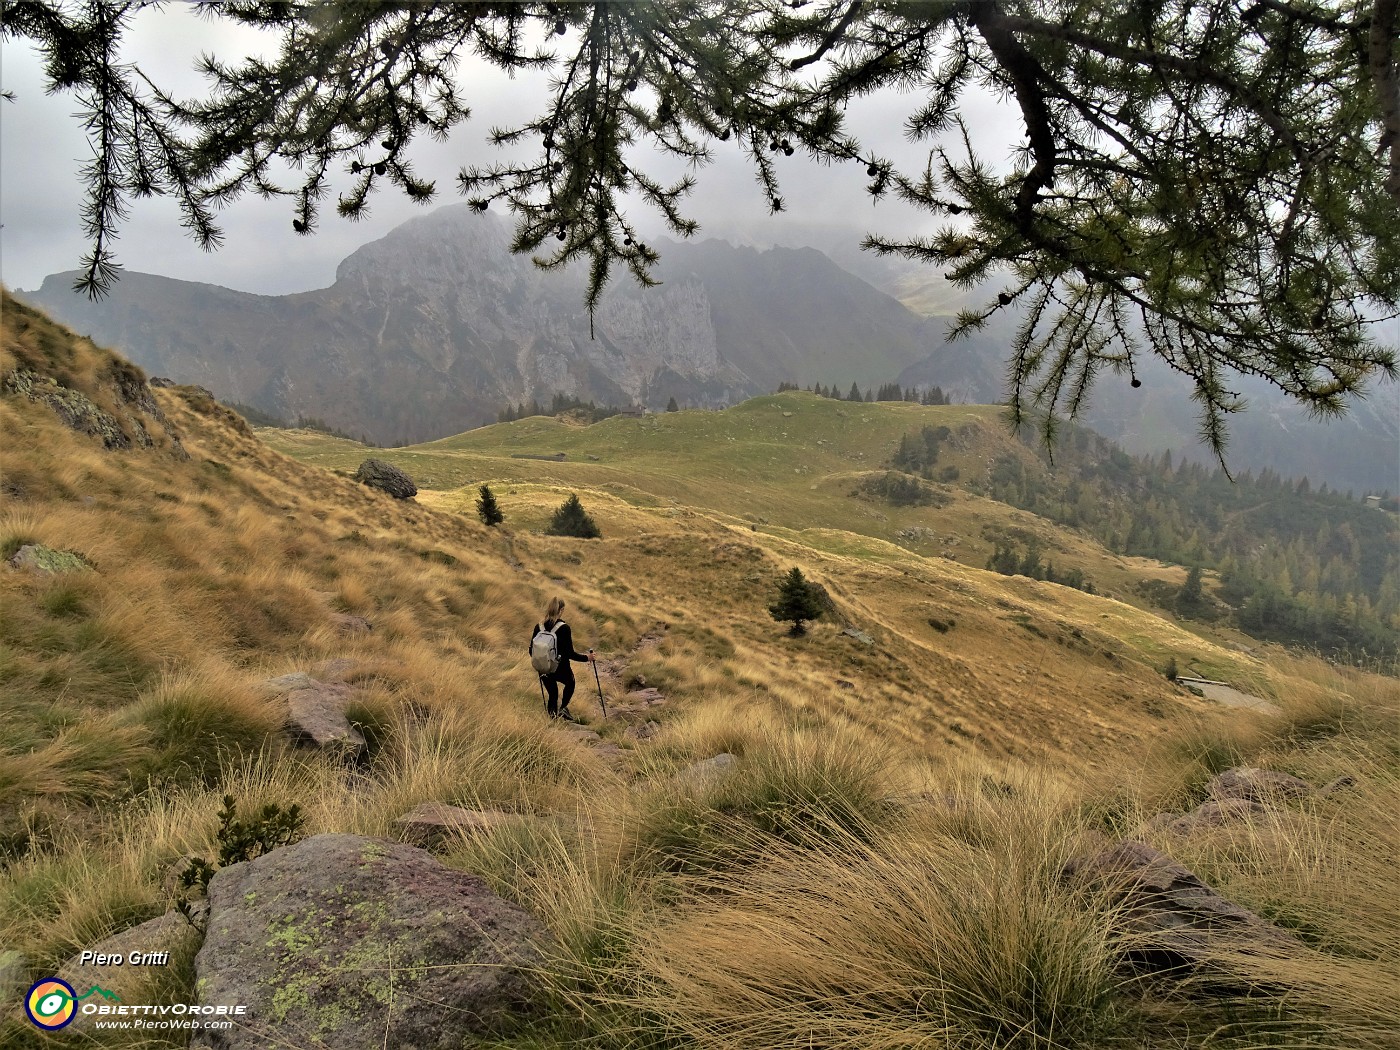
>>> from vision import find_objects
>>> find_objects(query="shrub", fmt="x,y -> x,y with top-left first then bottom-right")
175,794 -> 305,925
546,493 -> 601,538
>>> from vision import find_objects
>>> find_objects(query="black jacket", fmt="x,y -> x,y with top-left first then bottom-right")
530,619 -> 588,679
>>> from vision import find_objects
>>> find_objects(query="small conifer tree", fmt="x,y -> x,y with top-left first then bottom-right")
769,567 -> 824,637
546,493 -> 601,539
1176,564 -> 1205,613
666,396 -> 679,412
476,483 -> 504,527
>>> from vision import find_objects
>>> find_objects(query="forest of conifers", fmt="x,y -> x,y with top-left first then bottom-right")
973,426 -> 1398,661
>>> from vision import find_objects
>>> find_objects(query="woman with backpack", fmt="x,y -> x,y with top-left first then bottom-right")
528,597 -> 594,720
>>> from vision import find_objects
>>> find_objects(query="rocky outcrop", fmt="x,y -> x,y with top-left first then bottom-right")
1064,840 -> 1296,983
192,834 -> 551,1049
392,804 -> 512,849
353,458 -> 417,499
1,296 -> 188,456
2,369 -> 134,449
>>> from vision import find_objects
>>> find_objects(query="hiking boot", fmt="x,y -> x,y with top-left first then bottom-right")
558,709 -> 578,722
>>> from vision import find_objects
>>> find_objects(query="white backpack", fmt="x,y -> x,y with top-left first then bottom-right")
530,621 -> 563,674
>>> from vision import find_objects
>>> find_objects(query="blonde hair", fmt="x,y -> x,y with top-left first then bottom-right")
545,596 -> 565,622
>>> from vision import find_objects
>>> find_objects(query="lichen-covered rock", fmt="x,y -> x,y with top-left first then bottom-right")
7,543 -> 90,574
192,834 -> 551,1049
3,368 -> 132,449
353,459 -> 416,499
1205,767 -> 1313,804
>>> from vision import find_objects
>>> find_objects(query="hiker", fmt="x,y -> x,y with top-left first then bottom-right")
529,597 -> 594,720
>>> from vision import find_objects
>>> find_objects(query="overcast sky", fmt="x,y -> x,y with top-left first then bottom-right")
1,4 -> 1019,298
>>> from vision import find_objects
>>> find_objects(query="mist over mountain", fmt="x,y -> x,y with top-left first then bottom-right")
19,207 -> 950,446
896,312 -> 1399,498
18,203 -> 1396,493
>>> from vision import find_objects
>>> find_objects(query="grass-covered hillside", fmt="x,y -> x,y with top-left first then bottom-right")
3,291 -> 1398,1048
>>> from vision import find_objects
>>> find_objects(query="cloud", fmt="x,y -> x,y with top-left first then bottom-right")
1,7 -> 1024,297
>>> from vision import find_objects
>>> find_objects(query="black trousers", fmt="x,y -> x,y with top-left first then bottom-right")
542,673 -> 576,716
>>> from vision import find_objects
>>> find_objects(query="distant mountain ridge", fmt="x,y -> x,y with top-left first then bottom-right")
18,203 -> 1396,493
20,206 -> 950,446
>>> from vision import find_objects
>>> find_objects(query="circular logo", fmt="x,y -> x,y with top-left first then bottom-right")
25,978 -> 78,1030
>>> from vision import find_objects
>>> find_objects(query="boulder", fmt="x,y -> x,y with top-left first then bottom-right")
331,613 -> 372,637
1064,840 -> 1296,980
192,834 -> 550,1049
1206,767 -> 1313,804
1144,798 -> 1272,836
315,658 -> 361,681
677,753 -> 737,783
286,682 -> 365,752
7,543 -> 90,574
353,458 -> 417,499
1319,774 -> 1358,797
392,804 -> 512,849
57,912 -> 200,1027
260,672 -> 318,696
623,720 -> 661,743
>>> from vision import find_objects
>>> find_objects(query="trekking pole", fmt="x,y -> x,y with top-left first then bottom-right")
589,649 -> 607,720
538,674 -> 549,715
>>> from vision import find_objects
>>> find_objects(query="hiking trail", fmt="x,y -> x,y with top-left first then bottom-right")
550,624 -> 672,765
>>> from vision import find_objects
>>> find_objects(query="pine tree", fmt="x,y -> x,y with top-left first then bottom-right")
848,382 -> 863,402
546,493 -> 601,539
665,396 -> 679,412
769,567 -> 825,637
475,484 -> 504,527
1176,564 -> 1206,613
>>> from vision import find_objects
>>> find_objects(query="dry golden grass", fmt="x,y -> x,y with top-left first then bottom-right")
4,298 -> 1399,1048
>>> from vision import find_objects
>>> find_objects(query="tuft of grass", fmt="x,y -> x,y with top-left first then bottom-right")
623,807 -> 1127,1050
122,674 -> 281,788
625,728 -> 897,876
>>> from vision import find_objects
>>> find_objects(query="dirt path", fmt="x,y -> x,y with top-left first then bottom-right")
1178,676 -> 1281,715
550,624 -> 672,761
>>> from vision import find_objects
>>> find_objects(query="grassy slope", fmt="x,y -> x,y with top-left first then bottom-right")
264,396 -> 1281,760
4,296 -> 1398,1048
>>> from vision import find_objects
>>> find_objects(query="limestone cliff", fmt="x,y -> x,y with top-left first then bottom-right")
20,206 -> 943,445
